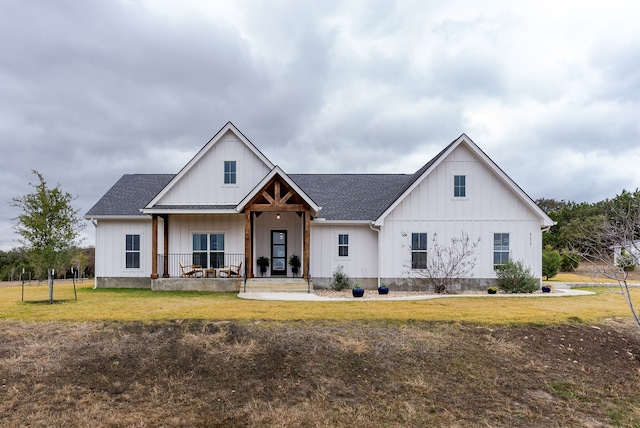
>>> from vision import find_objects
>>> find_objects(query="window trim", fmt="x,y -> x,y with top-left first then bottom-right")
454,174 -> 466,198
125,234 -> 141,270
192,232 -> 226,269
493,232 -> 510,268
223,160 -> 237,185
338,234 -> 349,257
411,232 -> 428,269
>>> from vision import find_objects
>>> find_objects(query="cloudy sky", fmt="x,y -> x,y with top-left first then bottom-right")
2,0 -> 639,250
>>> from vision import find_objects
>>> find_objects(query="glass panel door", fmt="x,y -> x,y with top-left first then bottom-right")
271,230 -> 287,276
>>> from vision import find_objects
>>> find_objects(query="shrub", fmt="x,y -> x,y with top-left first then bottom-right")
331,265 -> 351,291
560,248 -> 580,272
616,249 -> 637,272
542,245 -> 562,279
495,260 -> 539,293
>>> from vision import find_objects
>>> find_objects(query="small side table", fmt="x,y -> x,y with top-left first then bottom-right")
205,269 -> 216,278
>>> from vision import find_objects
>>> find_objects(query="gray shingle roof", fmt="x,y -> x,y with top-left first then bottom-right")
290,174 -> 413,220
84,140 -> 454,220
85,174 -> 175,217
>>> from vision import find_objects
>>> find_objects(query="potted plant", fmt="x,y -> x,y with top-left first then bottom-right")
289,254 -> 301,277
257,256 -> 270,277
487,286 -> 497,294
378,283 -> 389,295
352,283 -> 365,298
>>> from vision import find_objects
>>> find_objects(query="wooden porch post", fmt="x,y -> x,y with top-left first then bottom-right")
151,215 -> 159,279
162,215 -> 170,278
245,209 -> 253,278
303,209 -> 310,279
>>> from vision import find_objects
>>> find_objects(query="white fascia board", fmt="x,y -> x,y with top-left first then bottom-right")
373,137 -> 462,226
236,166 -> 321,215
466,140 -> 556,228
145,122 -> 275,209
373,134 -> 555,228
140,208 -> 239,215
311,219 -> 371,225
84,215 -> 151,221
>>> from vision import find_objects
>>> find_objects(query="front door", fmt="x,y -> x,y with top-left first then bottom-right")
271,230 -> 287,276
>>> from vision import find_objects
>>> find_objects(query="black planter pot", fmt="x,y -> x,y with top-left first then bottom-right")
352,288 -> 365,298
487,288 -> 497,294
378,286 -> 389,295
542,286 -> 551,293
291,267 -> 298,277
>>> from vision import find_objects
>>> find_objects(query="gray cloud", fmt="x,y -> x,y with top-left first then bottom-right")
2,0 -> 640,250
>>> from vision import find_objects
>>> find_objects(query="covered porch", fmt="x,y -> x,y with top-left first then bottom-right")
147,168 -> 319,282
238,168 -> 320,279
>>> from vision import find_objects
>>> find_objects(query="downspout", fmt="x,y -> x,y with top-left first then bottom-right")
90,219 -> 98,289
369,222 -> 381,288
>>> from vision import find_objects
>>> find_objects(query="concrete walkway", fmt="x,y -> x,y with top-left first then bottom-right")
237,287 -> 594,301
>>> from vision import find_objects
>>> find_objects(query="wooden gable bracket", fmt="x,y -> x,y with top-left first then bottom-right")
243,175 -> 311,279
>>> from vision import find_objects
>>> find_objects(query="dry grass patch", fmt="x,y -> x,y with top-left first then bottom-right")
1,281 -> 639,325
1,319 -> 639,427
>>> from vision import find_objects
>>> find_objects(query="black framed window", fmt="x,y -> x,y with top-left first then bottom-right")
192,233 -> 225,268
493,233 -> 510,267
224,161 -> 236,184
125,234 -> 140,269
411,233 -> 427,269
338,234 -> 349,257
454,175 -> 466,197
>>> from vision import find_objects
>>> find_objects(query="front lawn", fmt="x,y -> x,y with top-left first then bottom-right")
0,279 -> 636,324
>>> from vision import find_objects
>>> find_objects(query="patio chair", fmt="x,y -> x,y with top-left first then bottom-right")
220,262 -> 242,278
180,263 -> 204,278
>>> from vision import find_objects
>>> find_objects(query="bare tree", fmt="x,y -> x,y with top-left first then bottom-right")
570,191 -> 640,329
402,231 -> 480,293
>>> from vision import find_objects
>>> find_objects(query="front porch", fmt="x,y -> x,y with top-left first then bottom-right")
148,171 -> 318,283
157,253 -> 245,278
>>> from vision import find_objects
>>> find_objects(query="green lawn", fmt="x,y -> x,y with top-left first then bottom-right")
1,279 -> 636,323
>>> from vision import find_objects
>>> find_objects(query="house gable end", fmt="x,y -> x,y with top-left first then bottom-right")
374,134 -> 554,227
145,122 -> 274,209
237,166 -> 320,216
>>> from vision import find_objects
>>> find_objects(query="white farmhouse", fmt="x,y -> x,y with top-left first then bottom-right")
85,122 -> 554,291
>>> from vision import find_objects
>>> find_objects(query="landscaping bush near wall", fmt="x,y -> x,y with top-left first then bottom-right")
495,260 -> 540,293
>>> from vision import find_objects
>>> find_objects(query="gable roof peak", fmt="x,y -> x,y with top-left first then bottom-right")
144,122 -> 274,209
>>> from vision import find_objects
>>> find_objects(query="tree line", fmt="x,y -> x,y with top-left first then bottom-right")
0,246 -> 94,282
537,189 -> 640,277
537,189 -> 640,252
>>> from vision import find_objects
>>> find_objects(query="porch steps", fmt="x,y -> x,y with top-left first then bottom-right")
243,278 -> 312,293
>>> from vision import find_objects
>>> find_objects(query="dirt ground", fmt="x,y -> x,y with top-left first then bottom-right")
1,318 -> 639,427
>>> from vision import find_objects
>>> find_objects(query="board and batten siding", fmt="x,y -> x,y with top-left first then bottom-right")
94,219 -> 156,277
156,130 -> 272,206
309,223 -> 378,285
167,214 -> 245,256
380,143 -> 544,279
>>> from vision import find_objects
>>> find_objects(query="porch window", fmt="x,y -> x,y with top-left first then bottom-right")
192,233 -> 225,268
454,175 -> 466,197
338,234 -> 349,257
411,233 -> 427,269
125,234 -> 140,269
224,161 -> 236,184
493,233 -> 510,268
209,233 -> 225,268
